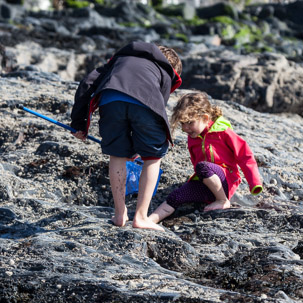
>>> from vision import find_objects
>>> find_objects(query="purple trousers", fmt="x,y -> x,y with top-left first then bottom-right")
167,161 -> 229,209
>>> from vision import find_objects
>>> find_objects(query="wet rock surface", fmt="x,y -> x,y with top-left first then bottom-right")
1,0 -> 303,117
0,0 -> 303,302
0,74 -> 302,302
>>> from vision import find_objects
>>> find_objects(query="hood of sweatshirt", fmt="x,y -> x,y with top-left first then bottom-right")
114,41 -> 182,93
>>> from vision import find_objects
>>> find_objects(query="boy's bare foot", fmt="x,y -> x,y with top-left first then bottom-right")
111,207 -> 129,227
204,199 -> 231,212
111,214 -> 129,227
132,217 -> 165,231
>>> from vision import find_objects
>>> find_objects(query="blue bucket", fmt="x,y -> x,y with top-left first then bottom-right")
125,159 -> 163,196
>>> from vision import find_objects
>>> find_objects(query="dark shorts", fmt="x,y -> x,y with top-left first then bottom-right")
99,101 -> 169,158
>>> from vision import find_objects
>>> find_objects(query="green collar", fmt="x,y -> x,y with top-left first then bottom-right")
209,116 -> 233,133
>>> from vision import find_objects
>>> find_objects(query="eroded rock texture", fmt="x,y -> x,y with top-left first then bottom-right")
0,75 -> 302,302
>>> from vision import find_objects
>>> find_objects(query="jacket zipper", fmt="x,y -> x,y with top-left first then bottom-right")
210,144 -> 214,162
200,135 -> 206,160
201,135 -> 214,162
202,136 -> 231,173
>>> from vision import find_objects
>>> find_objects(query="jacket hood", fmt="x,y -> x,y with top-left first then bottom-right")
209,116 -> 233,133
114,41 -> 182,93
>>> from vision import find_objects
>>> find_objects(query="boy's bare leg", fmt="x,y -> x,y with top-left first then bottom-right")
149,201 -> 175,224
132,159 -> 165,231
109,155 -> 129,226
203,174 -> 231,211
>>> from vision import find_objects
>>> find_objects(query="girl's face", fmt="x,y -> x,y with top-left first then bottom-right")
181,115 -> 209,138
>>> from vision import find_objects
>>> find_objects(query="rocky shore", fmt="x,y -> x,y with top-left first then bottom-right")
0,1 -> 303,302
0,73 -> 302,302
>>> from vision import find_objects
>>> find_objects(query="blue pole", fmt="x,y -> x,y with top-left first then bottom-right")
17,106 -> 164,196
18,105 -> 102,144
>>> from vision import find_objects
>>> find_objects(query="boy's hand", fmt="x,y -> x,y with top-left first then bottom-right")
72,131 -> 87,141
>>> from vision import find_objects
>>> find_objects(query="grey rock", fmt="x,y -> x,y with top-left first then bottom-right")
1,75 -> 302,302
182,50 -> 303,116
0,1 -> 303,301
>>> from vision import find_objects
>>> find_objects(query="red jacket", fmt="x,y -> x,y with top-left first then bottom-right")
188,116 -> 263,199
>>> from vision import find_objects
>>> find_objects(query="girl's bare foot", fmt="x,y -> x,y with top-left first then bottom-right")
132,217 -> 165,231
111,207 -> 129,227
204,199 -> 231,212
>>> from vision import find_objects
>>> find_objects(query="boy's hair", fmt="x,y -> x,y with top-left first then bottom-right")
170,92 -> 223,133
158,45 -> 182,75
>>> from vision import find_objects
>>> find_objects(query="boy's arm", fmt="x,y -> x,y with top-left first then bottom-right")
71,59 -> 116,132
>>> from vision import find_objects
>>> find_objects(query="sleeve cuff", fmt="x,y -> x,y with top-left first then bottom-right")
251,185 -> 263,196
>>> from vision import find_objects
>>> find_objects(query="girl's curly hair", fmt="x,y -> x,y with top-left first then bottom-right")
170,92 -> 223,134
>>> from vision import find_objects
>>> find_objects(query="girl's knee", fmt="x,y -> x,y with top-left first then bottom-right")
166,191 -> 179,209
195,161 -> 215,179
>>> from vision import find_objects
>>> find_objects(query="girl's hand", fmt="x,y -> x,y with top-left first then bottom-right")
72,131 -> 86,141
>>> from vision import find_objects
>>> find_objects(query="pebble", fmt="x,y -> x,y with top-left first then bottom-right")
127,281 -> 136,289
260,294 -> 267,299
9,259 -> 15,266
269,178 -> 277,185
